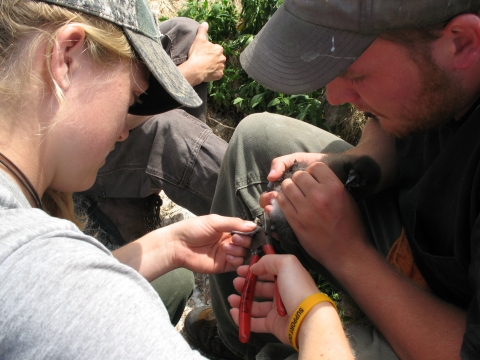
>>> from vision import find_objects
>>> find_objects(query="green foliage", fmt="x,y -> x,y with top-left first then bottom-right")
176,0 -> 329,128
238,0 -> 283,34
311,272 -> 340,303
178,0 -> 238,41
235,85 -> 331,130
310,271 -> 355,324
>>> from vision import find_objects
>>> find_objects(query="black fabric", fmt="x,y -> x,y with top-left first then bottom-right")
128,18 -> 203,116
395,103 -> 480,358
128,73 -> 181,115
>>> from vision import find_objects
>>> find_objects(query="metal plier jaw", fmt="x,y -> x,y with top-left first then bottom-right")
231,212 -> 287,343
231,212 -> 273,253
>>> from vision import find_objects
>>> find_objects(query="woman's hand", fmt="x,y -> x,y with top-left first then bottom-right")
170,214 -> 257,273
228,254 -> 321,344
113,215 -> 256,281
228,255 -> 353,359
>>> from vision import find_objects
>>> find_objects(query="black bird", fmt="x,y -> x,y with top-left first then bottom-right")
267,156 -> 381,245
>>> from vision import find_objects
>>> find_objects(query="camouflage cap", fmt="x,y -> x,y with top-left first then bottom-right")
39,0 -> 202,115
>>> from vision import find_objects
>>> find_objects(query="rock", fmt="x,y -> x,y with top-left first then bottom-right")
159,191 -> 196,226
206,116 -> 236,143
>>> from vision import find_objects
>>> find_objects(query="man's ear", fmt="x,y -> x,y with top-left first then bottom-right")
444,14 -> 480,70
50,25 -> 86,90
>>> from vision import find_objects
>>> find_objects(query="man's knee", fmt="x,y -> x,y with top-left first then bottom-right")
159,16 -> 200,33
175,17 -> 200,28
159,17 -> 200,64
235,112 -> 293,132
232,112 -> 286,144
237,112 -> 352,157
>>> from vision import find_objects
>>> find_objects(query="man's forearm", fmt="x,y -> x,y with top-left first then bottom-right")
178,62 -> 203,86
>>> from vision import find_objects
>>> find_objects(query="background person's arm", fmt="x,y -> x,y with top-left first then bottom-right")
177,22 -> 226,86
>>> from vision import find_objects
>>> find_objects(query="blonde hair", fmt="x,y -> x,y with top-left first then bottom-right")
0,0 -> 135,109
0,0 -> 136,226
43,189 -> 84,228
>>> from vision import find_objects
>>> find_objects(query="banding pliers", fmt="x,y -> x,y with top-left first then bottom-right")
231,212 -> 287,343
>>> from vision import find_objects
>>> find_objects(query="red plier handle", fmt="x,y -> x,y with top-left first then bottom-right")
233,213 -> 287,344
262,211 -> 287,318
262,244 -> 287,317
239,245 -> 287,344
238,252 -> 261,343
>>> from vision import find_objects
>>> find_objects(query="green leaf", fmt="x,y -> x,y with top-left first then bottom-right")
267,98 -> 281,107
250,94 -> 264,108
297,104 -> 310,120
233,97 -> 244,104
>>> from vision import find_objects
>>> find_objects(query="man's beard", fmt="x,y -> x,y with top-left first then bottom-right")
373,53 -> 464,138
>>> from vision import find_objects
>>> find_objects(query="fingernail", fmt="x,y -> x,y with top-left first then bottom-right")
245,221 -> 257,227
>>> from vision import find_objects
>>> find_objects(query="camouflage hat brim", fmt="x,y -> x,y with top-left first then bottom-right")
37,0 -> 201,116
125,28 -> 202,115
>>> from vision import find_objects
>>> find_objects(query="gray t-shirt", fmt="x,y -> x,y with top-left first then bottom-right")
0,172 -> 206,359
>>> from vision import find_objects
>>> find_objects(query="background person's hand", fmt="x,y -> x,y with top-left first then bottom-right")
178,22 -> 226,86
170,214 -> 256,273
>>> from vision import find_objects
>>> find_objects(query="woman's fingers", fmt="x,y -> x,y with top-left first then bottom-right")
229,308 -> 275,335
223,242 -> 248,258
237,264 -> 275,281
230,232 -> 254,249
233,276 -> 276,299
228,294 -> 274,318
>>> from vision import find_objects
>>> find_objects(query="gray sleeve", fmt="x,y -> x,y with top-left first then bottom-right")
0,232 -> 206,360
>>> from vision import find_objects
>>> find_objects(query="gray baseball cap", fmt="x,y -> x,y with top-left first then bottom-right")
240,0 -> 480,95
39,0 -> 202,115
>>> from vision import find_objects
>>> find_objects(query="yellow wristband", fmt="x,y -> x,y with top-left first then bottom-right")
287,293 -> 337,351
